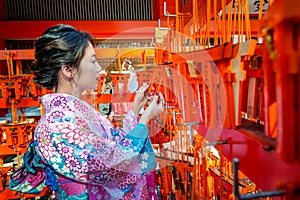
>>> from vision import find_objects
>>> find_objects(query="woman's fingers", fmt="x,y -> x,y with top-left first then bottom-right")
158,92 -> 164,106
151,92 -> 164,105
151,94 -> 159,104
138,83 -> 150,93
134,83 -> 149,102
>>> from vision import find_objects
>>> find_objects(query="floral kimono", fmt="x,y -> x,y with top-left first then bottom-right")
9,93 -> 157,200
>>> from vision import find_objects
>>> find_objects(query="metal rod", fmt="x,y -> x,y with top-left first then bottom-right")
163,2 -> 176,17
172,110 -> 181,126
172,110 -> 200,145
233,158 -> 285,199
206,140 -> 228,146
158,19 -> 170,30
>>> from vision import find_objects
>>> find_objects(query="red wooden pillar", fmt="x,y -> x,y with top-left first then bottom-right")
261,0 -> 300,163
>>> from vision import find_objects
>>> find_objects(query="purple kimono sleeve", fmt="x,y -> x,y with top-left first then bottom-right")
122,109 -> 138,133
88,123 -> 156,174
87,123 -> 156,197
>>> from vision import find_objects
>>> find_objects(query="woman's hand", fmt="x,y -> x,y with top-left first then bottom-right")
131,83 -> 150,118
139,93 -> 164,125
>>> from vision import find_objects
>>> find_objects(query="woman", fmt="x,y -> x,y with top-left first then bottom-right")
9,24 -> 164,200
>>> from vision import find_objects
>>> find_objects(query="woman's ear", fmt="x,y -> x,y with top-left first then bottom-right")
60,65 -> 75,79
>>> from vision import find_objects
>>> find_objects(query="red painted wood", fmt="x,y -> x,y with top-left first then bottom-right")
217,128 -> 300,191
0,21 -> 157,40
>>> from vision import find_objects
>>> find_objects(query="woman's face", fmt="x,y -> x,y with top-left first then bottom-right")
74,42 -> 102,91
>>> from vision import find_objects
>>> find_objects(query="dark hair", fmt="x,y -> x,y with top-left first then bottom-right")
32,24 -> 93,89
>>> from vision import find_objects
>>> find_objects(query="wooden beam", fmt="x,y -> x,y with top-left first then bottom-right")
0,21 -> 157,40
0,48 -> 155,60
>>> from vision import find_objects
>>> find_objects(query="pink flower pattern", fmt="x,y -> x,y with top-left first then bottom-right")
94,172 -> 111,184
88,157 -> 108,172
78,149 -> 89,159
57,116 -> 90,148
56,142 -> 74,159
65,156 -> 84,172
58,175 -> 87,196
35,125 -> 56,159
119,174 -> 139,190
36,93 -> 157,199
50,96 -> 68,108
47,110 -> 65,123
73,98 -> 94,119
